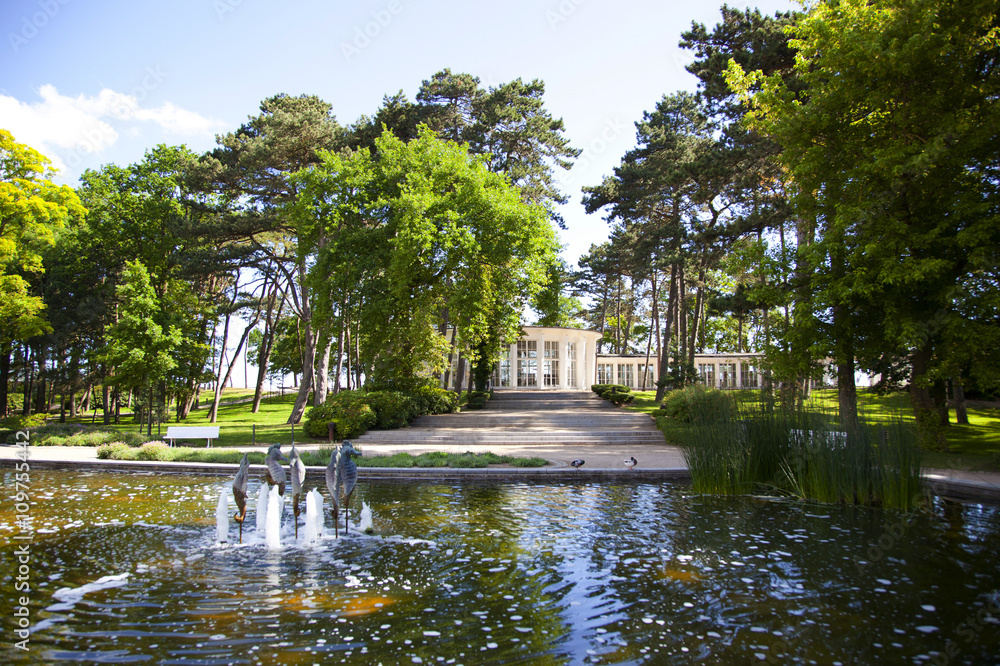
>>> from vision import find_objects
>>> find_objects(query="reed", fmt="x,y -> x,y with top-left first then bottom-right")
682,400 -> 923,509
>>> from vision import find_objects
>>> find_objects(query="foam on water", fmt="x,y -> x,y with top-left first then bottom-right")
358,501 -> 373,533
47,573 -> 130,612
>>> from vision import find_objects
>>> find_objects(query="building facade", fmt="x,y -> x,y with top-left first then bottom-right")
482,326 -> 769,391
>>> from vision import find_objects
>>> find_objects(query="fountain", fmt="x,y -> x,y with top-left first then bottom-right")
357,500 -> 373,533
214,489 -> 228,543
6,467 -> 1000,664
303,488 -> 323,545
264,485 -> 282,550
254,482 -> 269,536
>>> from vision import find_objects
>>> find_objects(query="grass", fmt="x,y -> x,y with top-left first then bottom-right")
96,443 -> 548,468
64,392 -> 319,447
626,387 -> 1000,472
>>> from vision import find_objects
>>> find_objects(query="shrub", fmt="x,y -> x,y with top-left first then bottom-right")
464,390 -> 492,410
135,441 -> 172,461
660,384 -> 734,423
411,386 -> 459,415
364,390 -> 417,430
333,401 -> 377,439
608,392 -> 635,405
97,442 -> 134,460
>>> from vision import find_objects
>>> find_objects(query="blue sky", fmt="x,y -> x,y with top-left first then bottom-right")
3,0 -> 797,265
3,0 -> 797,387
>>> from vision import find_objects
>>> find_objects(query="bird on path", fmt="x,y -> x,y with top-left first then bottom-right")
570,459 -> 585,469
624,456 -> 638,470
289,446 -> 306,538
232,453 -> 250,543
265,443 -> 289,495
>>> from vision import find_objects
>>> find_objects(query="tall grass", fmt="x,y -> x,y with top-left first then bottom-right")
682,400 -> 923,509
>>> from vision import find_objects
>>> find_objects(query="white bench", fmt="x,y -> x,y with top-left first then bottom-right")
166,426 -> 220,447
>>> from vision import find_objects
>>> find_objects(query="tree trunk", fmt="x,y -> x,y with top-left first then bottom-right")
210,315 -> 257,422
953,375 -> 969,425
654,263 -> 679,403
252,292 -> 284,412
33,342 -> 47,415
288,323 -> 318,424
0,346 -> 9,417
909,344 -> 948,450
314,330 -> 333,406
642,272 -> 657,392
333,311 -> 345,395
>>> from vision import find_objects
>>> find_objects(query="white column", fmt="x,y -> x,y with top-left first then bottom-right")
559,333 -> 568,388
536,332 -> 544,388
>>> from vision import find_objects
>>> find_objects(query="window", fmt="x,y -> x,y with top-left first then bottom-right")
618,363 -> 634,388
638,363 -> 655,388
740,362 -> 757,389
517,341 -> 537,387
719,363 -> 736,388
566,343 -> 577,388
497,357 -> 511,387
597,363 -> 614,384
698,363 -> 715,387
544,341 -> 560,387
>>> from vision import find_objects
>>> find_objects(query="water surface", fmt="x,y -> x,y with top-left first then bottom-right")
2,470 -> 999,664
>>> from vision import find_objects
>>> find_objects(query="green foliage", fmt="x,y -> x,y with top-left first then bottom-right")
305,391 -> 378,439
410,386 -> 459,415
464,390 -> 492,410
660,385 -> 735,424
364,390 -> 417,430
96,442 -> 133,460
134,441 -> 172,461
6,423 -> 147,447
593,383 -> 633,405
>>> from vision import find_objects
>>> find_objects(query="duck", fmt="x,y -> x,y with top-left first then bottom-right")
570,459 -> 585,469
624,456 -> 637,470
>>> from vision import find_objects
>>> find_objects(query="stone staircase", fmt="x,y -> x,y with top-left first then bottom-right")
351,390 -> 666,447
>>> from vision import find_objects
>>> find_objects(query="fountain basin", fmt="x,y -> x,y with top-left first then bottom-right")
2,470 -> 998,664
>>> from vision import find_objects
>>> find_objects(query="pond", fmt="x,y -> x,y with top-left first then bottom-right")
2,470 -> 999,664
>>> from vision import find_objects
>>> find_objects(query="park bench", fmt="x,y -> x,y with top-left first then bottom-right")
165,426 -> 220,448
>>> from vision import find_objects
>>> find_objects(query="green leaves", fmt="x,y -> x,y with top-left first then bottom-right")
294,126 -> 557,386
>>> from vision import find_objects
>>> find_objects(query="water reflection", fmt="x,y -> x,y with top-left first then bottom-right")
1,471 -> 999,664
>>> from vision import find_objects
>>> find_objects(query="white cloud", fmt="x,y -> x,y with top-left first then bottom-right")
0,84 -> 222,174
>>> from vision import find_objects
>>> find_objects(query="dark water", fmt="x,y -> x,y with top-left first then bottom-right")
1,470 -> 999,664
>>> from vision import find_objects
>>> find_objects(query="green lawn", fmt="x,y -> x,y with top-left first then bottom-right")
625,388 -> 1000,472
64,392 -> 323,447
